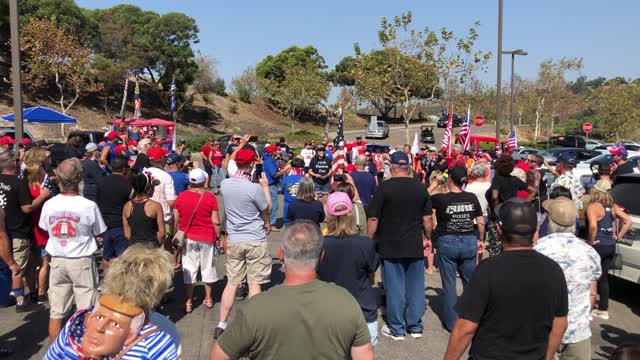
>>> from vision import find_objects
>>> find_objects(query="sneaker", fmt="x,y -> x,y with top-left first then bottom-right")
381,325 -> 405,341
213,327 -> 225,339
16,301 -> 45,313
408,330 -> 423,339
270,226 -> 281,232
591,309 -> 609,320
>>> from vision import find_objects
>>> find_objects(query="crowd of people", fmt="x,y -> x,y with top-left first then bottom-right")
0,128 -> 638,359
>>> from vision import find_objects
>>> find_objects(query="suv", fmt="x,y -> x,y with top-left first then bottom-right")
437,113 -> 463,128
364,120 -> 390,139
0,127 -> 36,142
611,174 -> 640,284
540,135 -> 586,148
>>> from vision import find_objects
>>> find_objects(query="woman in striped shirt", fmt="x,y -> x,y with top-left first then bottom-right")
44,245 -> 179,360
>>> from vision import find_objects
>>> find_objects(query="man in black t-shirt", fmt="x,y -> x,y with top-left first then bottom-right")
132,138 -> 152,171
0,151 -> 49,312
431,166 -> 484,332
610,144 -> 635,183
367,151 -> 432,341
308,146 -> 332,196
443,199 -> 569,360
97,157 -> 131,268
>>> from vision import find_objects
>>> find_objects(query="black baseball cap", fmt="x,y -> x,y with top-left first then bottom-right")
448,166 -> 468,185
495,198 -> 538,236
557,153 -> 576,166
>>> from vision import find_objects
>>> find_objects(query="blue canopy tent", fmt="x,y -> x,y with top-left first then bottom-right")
2,106 -> 76,123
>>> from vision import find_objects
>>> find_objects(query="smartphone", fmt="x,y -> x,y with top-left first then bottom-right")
253,163 -> 263,183
249,135 -> 259,143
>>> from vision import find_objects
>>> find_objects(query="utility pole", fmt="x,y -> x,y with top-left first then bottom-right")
9,0 -> 23,147
502,49 -> 528,127
495,0 -> 503,141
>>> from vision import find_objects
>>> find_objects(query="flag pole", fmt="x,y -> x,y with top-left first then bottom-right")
119,72 -> 129,121
171,76 -> 177,151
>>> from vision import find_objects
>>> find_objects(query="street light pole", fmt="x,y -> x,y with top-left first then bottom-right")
9,0 -> 23,147
502,49 -> 528,128
495,0 -> 503,141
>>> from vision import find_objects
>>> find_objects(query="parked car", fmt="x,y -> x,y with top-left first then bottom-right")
0,127 -> 36,142
510,148 -> 540,161
539,147 -> 600,166
585,139 -> 605,150
217,134 -> 266,154
573,153 -> 640,190
436,113 -> 463,128
364,120 -> 390,139
539,135 -> 586,149
593,143 -> 640,154
610,174 -> 640,284
420,126 -> 435,143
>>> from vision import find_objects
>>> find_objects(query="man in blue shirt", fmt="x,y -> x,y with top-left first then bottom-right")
166,153 -> 189,195
263,145 -> 289,231
280,158 -> 306,224
350,155 -> 378,207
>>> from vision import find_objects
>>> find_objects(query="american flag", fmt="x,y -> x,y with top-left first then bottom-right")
170,77 -> 177,120
330,148 -> 347,176
335,106 -> 344,146
119,73 -> 129,120
440,108 -> 453,156
507,126 -> 518,151
459,105 -> 471,151
133,80 -> 142,119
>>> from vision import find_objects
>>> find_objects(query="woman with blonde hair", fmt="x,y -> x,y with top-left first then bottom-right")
427,170 -> 448,195
586,179 -> 631,321
317,191 -> 380,345
44,244 -> 179,359
23,147 -> 52,303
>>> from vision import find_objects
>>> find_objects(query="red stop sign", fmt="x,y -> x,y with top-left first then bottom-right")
582,122 -> 593,133
474,115 -> 484,127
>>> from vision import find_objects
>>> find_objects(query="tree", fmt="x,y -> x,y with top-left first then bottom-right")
256,46 -> 329,117
232,66 -> 259,103
19,0 -> 99,46
329,56 -> 356,87
192,54 -> 221,94
588,82 -> 640,141
351,48 -> 402,119
20,18 -> 100,114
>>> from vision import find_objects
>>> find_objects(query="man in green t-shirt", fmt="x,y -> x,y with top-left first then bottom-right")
210,221 -> 374,360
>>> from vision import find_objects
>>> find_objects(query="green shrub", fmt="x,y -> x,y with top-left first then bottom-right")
236,87 -> 252,103
228,103 -> 239,114
185,132 -> 217,152
212,78 -> 226,96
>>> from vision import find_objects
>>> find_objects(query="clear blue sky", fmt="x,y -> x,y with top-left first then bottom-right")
78,0 -> 640,87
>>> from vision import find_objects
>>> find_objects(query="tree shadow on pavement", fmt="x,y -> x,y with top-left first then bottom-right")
609,276 -> 640,318
0,308 -> 49,359
595,323 -> 640,359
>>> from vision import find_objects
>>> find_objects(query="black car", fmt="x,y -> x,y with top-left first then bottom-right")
437,113 -> 463,128
539,147 -> 600,165
539,135 -> 586,149
420,126 -> 435,143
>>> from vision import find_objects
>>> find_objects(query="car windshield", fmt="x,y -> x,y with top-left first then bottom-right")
377,121 -> 385,127
583,154 -> 613,164
540,149 -> 568,156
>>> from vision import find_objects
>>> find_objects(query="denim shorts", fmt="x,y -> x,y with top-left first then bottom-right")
314,181 -> 331,194
103,227 -> 128,261
34,245 -> 48,258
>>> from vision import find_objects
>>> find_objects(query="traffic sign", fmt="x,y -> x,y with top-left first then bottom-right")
474,115 -> 484,127
582,122 -> 593,133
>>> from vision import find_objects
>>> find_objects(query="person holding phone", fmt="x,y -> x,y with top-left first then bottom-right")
263,145 -> 289,231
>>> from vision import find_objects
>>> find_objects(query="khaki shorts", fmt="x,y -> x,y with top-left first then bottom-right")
555,338 -> 591,360
49,257 -> 98,319
226,241 -> 271,285
11,238 -> 31,276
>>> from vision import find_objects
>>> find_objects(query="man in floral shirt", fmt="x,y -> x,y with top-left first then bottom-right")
535,196 -> 601,360
550,153 -> 585,210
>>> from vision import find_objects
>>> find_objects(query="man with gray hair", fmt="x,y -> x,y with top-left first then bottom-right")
350,155 -> 377,207
211,221 -> 373,360
39,158 -> 107,341
534,196 -> 601,360
367,151 -> 433,340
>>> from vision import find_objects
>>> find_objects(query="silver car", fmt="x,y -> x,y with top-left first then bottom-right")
365,120 -> 390,139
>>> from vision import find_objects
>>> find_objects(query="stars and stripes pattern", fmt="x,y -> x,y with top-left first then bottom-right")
507,125 -> 518,151
119,73 -> 129,120
459,105 -> 471,151
335,106 -> 344,146
133,80 -> 142,119
440,108 -> 453,156
170,77 -> 177,120
330,148 -> 347,176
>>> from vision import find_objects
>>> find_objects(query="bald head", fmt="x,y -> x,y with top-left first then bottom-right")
56,158 -> 83,190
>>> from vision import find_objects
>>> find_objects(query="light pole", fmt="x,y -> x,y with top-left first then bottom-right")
9,0 -> 23,147
495,0 -> 503,141
502,49 -> 528,128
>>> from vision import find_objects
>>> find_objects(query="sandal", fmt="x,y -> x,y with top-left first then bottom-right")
185,301 -> 193,314
203,299 -> 214,309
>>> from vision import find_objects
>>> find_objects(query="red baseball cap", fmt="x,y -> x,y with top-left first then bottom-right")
154,137 -> 163,145
265,145 -> 278,153
20,138 -> 32,146
148,146 -> 165,161
235,148 -> 256,165
127,139 -> 138,147
115,145 -> 127,153
0,136 -> 16,145
106,131 -> 121,140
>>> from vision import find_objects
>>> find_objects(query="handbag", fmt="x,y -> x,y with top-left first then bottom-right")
171,192 -> 205,249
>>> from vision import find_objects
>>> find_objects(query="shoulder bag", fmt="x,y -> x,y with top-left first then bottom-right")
171,191 -> 205,249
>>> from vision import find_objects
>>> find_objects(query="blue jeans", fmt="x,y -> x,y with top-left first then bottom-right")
382,258 -> 425,336
211,166 -> 225,189
368,320 -> 379,346
436,234 -> 478,331
268,184 -> 279,226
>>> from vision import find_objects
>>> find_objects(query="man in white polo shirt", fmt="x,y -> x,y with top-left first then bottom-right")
39,158 -> 107,342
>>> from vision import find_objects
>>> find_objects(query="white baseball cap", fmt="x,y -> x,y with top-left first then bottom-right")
85,142 -> 98,152
188,168 -> 207,184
